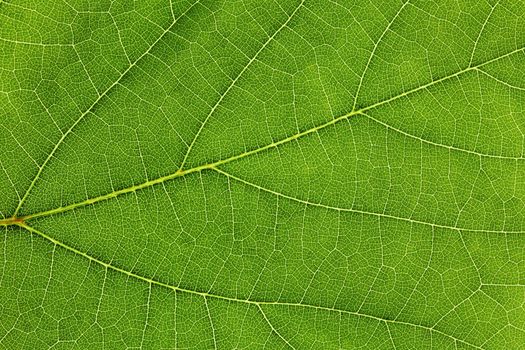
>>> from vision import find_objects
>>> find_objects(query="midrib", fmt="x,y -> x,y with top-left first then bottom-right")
0,45 -> 523,227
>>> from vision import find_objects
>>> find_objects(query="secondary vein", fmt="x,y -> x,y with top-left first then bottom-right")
178,0 -> 306,170
16,222 -> 485,350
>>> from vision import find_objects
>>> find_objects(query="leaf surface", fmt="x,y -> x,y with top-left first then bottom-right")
1,0 -> 525,349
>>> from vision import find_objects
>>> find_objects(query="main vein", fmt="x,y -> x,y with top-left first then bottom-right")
2,45 -> 523,226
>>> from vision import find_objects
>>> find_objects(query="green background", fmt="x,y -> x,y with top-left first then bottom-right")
1,0 -> 524,348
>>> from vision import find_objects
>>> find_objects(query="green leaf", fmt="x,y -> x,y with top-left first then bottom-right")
1,0 -> 524,348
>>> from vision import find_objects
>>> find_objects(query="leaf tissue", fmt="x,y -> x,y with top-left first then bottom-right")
1,0 -> 524,349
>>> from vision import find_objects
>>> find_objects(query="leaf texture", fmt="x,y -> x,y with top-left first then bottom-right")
1,0 -> 525,349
